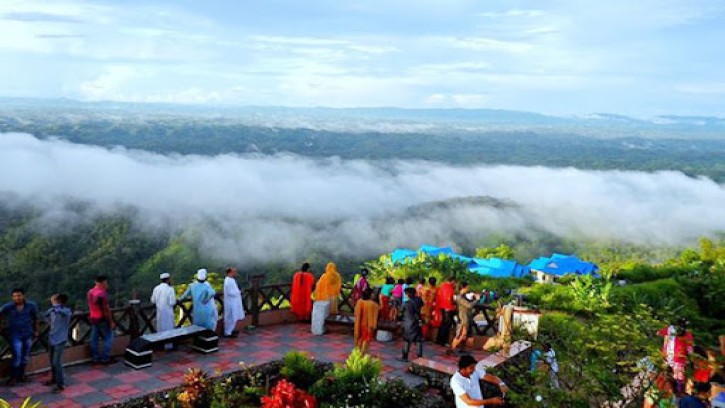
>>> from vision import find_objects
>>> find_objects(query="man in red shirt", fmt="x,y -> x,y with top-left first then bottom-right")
88,276 -> 117,364
435,276 -> 457,346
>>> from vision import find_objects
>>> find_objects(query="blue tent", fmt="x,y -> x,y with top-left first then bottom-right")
528,253 -> 599,278
391,249 -> 418,264
389,245 -> 528,278
470,257 -> 531,278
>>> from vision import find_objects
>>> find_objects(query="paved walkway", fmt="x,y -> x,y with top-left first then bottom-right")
0,323 -> 484,407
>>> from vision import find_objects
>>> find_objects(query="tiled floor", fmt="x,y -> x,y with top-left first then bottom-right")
0,323 -> 479,407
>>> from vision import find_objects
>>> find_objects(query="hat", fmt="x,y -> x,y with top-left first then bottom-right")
196,268 -> 208,281
160,272 -> 171,280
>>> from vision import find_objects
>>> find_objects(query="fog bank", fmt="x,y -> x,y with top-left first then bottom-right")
1,132 -> 723,263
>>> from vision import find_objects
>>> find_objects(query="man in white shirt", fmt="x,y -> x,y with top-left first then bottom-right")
223,268 -> 246,337
150,272 -> 176,350
450,355 -> 507,407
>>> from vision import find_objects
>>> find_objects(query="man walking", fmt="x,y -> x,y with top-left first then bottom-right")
448,282 -> 479,356
0,288 -> 39,386
88,276 -> 116,365
150,272 -> 176,349
223,268 -> 245,337
398,287 -> 424,362
43,294 -> 71,392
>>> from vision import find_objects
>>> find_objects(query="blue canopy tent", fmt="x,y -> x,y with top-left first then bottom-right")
528,253 -> 599,283
389,245 -> 528,278
470,257 -> 531,278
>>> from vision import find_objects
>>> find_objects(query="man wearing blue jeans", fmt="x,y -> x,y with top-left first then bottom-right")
0,288 -> 39,386
88,276 -> 117,364
43,294 -> 72,392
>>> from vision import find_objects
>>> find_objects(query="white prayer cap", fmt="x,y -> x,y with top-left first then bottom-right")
160,272 -> 171,280
196,268 -> 208,281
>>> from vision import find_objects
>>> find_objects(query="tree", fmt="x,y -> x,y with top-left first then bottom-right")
475,244 -> 516,260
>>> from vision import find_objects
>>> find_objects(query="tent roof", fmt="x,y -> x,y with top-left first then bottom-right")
529,254 -> 599,276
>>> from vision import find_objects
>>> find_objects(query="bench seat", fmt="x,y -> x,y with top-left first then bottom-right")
124,325 -> 218,369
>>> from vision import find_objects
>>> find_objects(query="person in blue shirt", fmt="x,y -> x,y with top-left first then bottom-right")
179,269 -> 217,330
678,382 -> 711,408
0,288 -> 39,386
43,294 -> 72,393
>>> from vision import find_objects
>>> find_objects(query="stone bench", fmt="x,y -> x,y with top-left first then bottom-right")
124,325 -> 219,369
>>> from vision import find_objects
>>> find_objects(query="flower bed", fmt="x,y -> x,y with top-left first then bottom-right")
101,350 -> 445,408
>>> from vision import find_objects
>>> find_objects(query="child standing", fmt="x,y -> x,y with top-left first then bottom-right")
44,294 -> 72,393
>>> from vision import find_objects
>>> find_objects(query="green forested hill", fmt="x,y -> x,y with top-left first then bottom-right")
2,113 -> 725,182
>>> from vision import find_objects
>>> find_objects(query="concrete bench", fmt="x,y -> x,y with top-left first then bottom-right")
124,325 -> 218,369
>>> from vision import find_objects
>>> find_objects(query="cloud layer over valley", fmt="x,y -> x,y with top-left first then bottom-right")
2,132 -> 724,264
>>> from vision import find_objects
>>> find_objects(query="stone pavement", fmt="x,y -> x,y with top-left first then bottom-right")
0,323 -> 487,407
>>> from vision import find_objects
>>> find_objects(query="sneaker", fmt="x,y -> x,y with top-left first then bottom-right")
5,378 -> 17,387
52,386 -> 65,393
18,376 -> 29,383
101,358 -> 118,365
43,380 -> 56,386
396,357 -> 410,362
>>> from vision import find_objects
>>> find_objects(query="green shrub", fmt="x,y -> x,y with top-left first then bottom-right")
372,378 -> 424,407
280,351 -> 324,390
610,278 -> 699,322
614,264 -> 688,283
310,349 -> 383,406
520,284 -> 577,312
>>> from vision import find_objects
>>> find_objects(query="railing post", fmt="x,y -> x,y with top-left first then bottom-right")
250,274 -> 264,327
128,299 -> 141,339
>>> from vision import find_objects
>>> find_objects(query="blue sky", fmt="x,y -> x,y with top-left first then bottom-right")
1,0 -> 724,116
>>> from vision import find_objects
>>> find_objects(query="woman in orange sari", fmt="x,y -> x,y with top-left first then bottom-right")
314,262 -> 342,315
290,263 -> 315,320
354,288 -> 379,354
420,277 -> 437,339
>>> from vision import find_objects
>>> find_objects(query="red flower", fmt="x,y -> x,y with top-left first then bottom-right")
261,379 -> 317,408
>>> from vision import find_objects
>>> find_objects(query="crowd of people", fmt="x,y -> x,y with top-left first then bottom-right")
290,262 -> 513,407
0,267 -> 248,394
3,261 -> 720,407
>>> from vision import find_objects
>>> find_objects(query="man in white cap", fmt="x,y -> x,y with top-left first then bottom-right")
223,268 -> 246,337
179,269 -> 217,331
150,273 -> 176,349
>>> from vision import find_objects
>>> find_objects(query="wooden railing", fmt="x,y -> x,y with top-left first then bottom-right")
0,275 -> 294,360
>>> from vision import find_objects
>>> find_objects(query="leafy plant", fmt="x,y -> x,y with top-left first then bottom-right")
569,274 -> 612,312
177,368 -> 212,408
310,349 -> 383,406
280,351 -> 324,390
0,397 -> 44,408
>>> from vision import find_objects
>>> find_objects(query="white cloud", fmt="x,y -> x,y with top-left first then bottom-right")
2,133 -> 725,264
1,0 -> 724,115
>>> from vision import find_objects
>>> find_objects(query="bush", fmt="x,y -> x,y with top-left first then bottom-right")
610,278 -> 699,322
280,351 -> 325,390
310,349 -> 383,406
614,264 -> 688,283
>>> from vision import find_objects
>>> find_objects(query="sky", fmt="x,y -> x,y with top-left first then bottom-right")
1,0 -> 724,117
3,132 -> 725,263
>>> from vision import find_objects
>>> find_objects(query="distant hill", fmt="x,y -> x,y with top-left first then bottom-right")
2,97 -> 725,182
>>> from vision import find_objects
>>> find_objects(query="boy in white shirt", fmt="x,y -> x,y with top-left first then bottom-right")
450,355 -> 508,407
